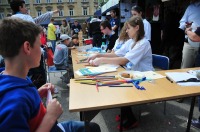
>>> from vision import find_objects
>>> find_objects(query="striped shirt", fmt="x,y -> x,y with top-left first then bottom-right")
11,11 -> 53,24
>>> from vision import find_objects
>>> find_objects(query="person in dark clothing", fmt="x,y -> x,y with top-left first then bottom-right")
161,9 -> 185,69
110,10 -> 120,35
89,16 -> 102,47
71,20 -> 82,36
100,20 -> 118,53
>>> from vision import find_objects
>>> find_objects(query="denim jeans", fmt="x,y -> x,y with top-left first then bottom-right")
50,40 -> 56,53
51,121 -> 101,132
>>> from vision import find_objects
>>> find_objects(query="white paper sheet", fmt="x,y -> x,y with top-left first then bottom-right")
46,89 -> 52,106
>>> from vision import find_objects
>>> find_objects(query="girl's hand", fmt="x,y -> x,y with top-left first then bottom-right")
89,58 -> 101,66
87,53 -> 98,62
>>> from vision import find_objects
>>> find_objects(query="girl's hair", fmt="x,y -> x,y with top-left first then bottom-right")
127,16 -> 144,44
62,19 -> 67,26
132,5 -> 143,13
118,22 -> 129,42
131,5 -> 144,18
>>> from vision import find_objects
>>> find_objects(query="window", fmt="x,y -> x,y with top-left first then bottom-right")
69,8 -> 74,16
59,10 -> 63,16
47,0 -> 51,3
24,0 -> 29,4
58,0 -> 62,2
82,0 -> 87,2
83,7 -> 87,15
0,0 -> 2,4
27,9 -> 30,15
47,8 -> 51,12
69,0 -> 74,2
36,0 -> 40,4
0,12 -> 5,19
37,10 -> 42,16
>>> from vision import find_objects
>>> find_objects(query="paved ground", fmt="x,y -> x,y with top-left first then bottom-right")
49,72 -> 200,132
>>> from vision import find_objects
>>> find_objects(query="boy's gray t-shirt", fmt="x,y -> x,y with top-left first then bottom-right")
53,43 -> 68,66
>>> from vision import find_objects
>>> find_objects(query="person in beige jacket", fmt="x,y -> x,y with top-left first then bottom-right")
60,19 -> 71,36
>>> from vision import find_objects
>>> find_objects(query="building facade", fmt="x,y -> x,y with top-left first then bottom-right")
0,0 -> 99,22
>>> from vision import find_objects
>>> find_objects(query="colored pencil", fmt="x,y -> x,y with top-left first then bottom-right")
96,82 -> 99,92
109,85 -> 133,87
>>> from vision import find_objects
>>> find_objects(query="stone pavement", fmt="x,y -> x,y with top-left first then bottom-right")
50,72 -> 199,132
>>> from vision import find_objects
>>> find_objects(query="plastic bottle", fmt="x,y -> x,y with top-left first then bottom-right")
101,42 -> 107,53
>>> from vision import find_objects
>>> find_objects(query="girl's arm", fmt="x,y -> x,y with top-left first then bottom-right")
90,57 -> 128,66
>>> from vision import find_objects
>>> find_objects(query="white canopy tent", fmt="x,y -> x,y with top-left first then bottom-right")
101,0 -> 120,15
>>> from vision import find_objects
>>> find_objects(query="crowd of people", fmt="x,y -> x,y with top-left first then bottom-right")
0,0 -> 200,131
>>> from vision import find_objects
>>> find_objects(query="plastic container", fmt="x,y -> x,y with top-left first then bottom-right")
101,42 -> 107,53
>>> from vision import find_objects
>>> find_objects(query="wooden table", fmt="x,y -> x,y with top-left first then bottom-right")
70,50 -> 200,132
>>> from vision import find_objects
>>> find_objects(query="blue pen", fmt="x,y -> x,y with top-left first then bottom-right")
132,77 -> 146,90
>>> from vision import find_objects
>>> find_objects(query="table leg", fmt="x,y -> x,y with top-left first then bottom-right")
120,107 -> 123,132
80,110 -> 100,132
80,112 -> 83,121
186,96 -> 196,132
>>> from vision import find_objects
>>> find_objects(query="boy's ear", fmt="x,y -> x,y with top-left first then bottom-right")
19,6 -> 22,12
23,41 -> 31,55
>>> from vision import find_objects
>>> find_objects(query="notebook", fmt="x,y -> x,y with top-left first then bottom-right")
165,72 -> 197,83
165,72 -> 200,86
76,66 -> 117,76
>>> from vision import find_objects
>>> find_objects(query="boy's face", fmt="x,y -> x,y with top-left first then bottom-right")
64,39 -> 71,45
100,26 -> 108,35
110,11 -> 115,18
28,35 -> 41,68
74,21 -> 78,26
19,3 -> 27,14
72,38 -> 78,44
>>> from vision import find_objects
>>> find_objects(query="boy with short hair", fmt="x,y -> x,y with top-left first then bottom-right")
10,0 -> 59,24
100,21 -> 118,53
0,18 -> 100,132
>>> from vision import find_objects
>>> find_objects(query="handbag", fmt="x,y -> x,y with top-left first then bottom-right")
47,47 -> 54,66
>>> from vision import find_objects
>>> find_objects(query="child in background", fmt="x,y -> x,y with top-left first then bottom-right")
71,34 -> 79,47
54,34 -> 71,70
112,22 -> 132,53
53,34 -> 74,83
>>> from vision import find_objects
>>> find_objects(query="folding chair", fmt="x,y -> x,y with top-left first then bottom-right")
46,47 -> 66,83
152,54 -> 169,115
46,66 -> 66,83
139,54 -> 169,120
152,54 -> 169,71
